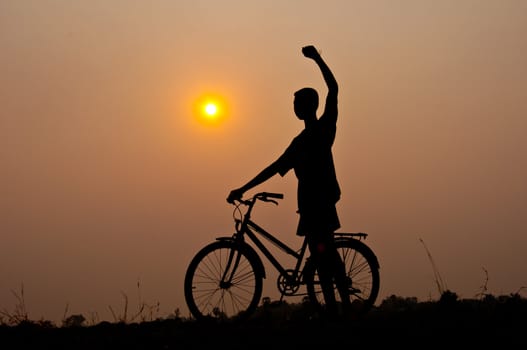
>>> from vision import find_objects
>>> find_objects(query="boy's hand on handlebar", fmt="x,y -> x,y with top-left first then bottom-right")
227,188 -> 244,204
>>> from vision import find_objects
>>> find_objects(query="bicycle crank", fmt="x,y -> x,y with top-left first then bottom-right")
277,269 -> 301,296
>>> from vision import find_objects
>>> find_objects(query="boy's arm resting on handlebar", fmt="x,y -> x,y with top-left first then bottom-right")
227,161 -> 280,203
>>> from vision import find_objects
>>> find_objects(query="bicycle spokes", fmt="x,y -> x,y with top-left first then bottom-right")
304,238 -> 380,314
184,241 -> 263,321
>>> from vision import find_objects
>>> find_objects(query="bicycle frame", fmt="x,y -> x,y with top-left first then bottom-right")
221,192 -> 374,299
237,222 -> 370,284
242,219 -> 308,285
226,193 -> 310,293
228,193 -> 370,288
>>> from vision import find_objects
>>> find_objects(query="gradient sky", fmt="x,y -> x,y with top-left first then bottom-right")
1,0 -> 526,323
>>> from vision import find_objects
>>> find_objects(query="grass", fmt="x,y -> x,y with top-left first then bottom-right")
1,243 -> 525,347
1,291 -> 526,349
0,281 -> 165,328
107,281 -> 161,324
0,284 -> 29,326
2,286 -> 527,327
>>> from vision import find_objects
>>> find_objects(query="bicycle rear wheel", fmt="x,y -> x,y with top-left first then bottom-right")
304,238 -> 380,316
184,240 -> 263,322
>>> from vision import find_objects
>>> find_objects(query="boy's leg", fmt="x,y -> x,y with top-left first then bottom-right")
307,233 -> 338,317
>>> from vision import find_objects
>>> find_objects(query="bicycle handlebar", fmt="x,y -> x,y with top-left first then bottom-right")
258,192 -> 284,200
232,191 -> 284,206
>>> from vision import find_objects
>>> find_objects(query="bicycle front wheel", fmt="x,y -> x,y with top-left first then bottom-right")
304,238 -> 380,315
184,240 -> 263,322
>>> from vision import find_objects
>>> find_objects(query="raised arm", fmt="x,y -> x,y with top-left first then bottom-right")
302,45 -> 338,121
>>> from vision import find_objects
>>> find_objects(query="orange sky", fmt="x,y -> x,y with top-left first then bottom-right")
1,1 -> 526,323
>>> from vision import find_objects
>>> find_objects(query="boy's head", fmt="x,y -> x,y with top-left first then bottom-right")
293,87 -> 319,120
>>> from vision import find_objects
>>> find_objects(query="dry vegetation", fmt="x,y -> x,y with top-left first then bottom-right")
2,243 -> 525,348
1,288 -> 526,349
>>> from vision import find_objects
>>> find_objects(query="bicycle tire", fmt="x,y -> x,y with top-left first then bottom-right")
304,238 -> 380,316
184,240 -> 263,322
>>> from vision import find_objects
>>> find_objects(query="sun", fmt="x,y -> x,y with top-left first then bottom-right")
203,102 -> 218,118
193,94 -> 228,126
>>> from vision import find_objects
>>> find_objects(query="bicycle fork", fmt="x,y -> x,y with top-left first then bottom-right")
219,245 -> 244,289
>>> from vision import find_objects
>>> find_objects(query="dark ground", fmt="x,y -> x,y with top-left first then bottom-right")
2,295 -> 526,349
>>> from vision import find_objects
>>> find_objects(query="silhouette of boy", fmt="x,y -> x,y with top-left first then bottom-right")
227,45 -> 350,317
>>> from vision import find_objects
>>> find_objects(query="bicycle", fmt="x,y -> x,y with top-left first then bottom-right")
184,191 -> 380,322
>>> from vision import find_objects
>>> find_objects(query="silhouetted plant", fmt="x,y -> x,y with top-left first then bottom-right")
379,294 -> 418,312
515,286 -> 527,296
0,283 -> 29,326
62,314 -> 86,328
475,267 -> 490,299
212,307 -> 228,320
107,280 -> 161,323
439,290 -> 458,305
108,291 -> 129,323
35,319 -> 55,328
166,307 -> 189,322
419,238 -> 447,297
